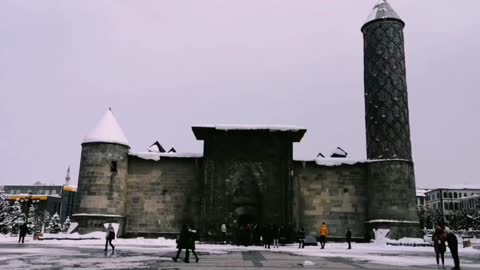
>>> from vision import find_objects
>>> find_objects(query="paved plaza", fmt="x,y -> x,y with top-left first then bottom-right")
1,242 -> 479,270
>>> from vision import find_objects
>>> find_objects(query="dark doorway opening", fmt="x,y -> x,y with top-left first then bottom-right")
238,214 -> 255,225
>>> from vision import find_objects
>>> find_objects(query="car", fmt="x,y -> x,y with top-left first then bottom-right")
303,235 -> 318,246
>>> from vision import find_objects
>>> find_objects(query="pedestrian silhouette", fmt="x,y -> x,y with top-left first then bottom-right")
104,223 -> 115,254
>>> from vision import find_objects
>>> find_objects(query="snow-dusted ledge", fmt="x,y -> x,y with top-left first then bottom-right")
129,151 -> 203,161
193,124 -> 305,132
72,213 -> 124,218
367,219 -> 419,224
294,158 -> 411,167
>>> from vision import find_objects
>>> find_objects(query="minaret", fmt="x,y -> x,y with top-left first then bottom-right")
64,166 -> 71,186
362,1 -> 419,238
73,108 -> 130,235
362,0 -> 411,160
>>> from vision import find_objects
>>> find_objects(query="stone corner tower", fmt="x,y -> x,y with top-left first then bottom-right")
362,0 -> 420,239
73,108 -> 129,235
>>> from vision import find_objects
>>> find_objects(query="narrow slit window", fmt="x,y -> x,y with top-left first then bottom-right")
111,161 -> 118,173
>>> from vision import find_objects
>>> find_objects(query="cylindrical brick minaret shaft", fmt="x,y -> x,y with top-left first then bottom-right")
362,0 -> 412,161
362,0 -> 419,239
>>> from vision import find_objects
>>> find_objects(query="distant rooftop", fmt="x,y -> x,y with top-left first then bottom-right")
426,185 -> 480,191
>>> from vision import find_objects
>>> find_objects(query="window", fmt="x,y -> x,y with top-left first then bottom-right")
454,203 -> 459,210
444,202 -> 449,210
454,193 -> 457,199
459,193 -> 462,198
111,161 -> 118,173
444,192 -> 447,198
450,202 -> 453,210
464,193 -> 467,197
449,192 -> 453,198
51,190 -> 56,195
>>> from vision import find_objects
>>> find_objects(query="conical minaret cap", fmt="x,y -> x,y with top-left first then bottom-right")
363,0 -> 403,29
82,108 -> 129,147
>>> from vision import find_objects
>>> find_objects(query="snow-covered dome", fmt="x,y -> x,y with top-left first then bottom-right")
82,108 -> 129,147
363,0 -> 403,27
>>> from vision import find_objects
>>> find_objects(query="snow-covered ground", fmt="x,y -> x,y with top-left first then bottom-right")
1,233 -> 479,269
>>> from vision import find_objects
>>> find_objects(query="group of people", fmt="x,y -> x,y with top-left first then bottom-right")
172,224 -> 200,263
106,221 -> 459,270
215,223 -> 291,247
432,225 -> 460,270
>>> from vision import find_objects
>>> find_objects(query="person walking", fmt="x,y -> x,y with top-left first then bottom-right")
104,223 -> 115,253
221,223 -> 227,244
188,225 -> 200,263
18,222 -> 28,244
319,222 -> 328,249
297,227 -> 305,249
445,228 -> 460,270
346,228 -> 352,250
432,225 -> 446,268
263,225 -> 272,249
272,224 -> 279,248
172,224 -> 190,263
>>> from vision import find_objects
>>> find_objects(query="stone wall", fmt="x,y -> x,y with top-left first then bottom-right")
74,143 -> 129,216
293,161 -> 368,239
125,156 -> 202,236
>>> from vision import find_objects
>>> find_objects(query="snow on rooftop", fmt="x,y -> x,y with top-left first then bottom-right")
294,157 -> 411,167
315,158 -> 365,166
130,151 -> 203,161
416,189 -> 430,197
193,124 -> 305,132
364,0 -> 402,26
82,108 -> 129,147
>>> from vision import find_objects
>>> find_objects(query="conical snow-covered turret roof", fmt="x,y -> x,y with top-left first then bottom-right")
363,0 -> 403,27
82,108 -> 129,147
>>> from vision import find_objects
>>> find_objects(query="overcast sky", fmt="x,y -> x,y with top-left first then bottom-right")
1,0 -> 479,189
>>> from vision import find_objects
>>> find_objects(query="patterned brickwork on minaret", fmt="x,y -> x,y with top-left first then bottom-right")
362,6 -> 412,160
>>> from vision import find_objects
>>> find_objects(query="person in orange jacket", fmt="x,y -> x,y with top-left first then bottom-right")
319,222 -> 328,249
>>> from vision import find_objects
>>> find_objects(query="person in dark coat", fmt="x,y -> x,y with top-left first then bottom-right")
104,223 -> 115,253
263,225 -> 272,249
188,225 -> 200,263
297,227 -> 305,249
18,223 -> 28,244
172,224 -> 190,263
445,228 -> 460,270
346,228 -> 352,249
432,225 -> 446,268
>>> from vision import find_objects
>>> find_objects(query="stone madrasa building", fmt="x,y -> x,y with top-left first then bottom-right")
73,1 -> 420,239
